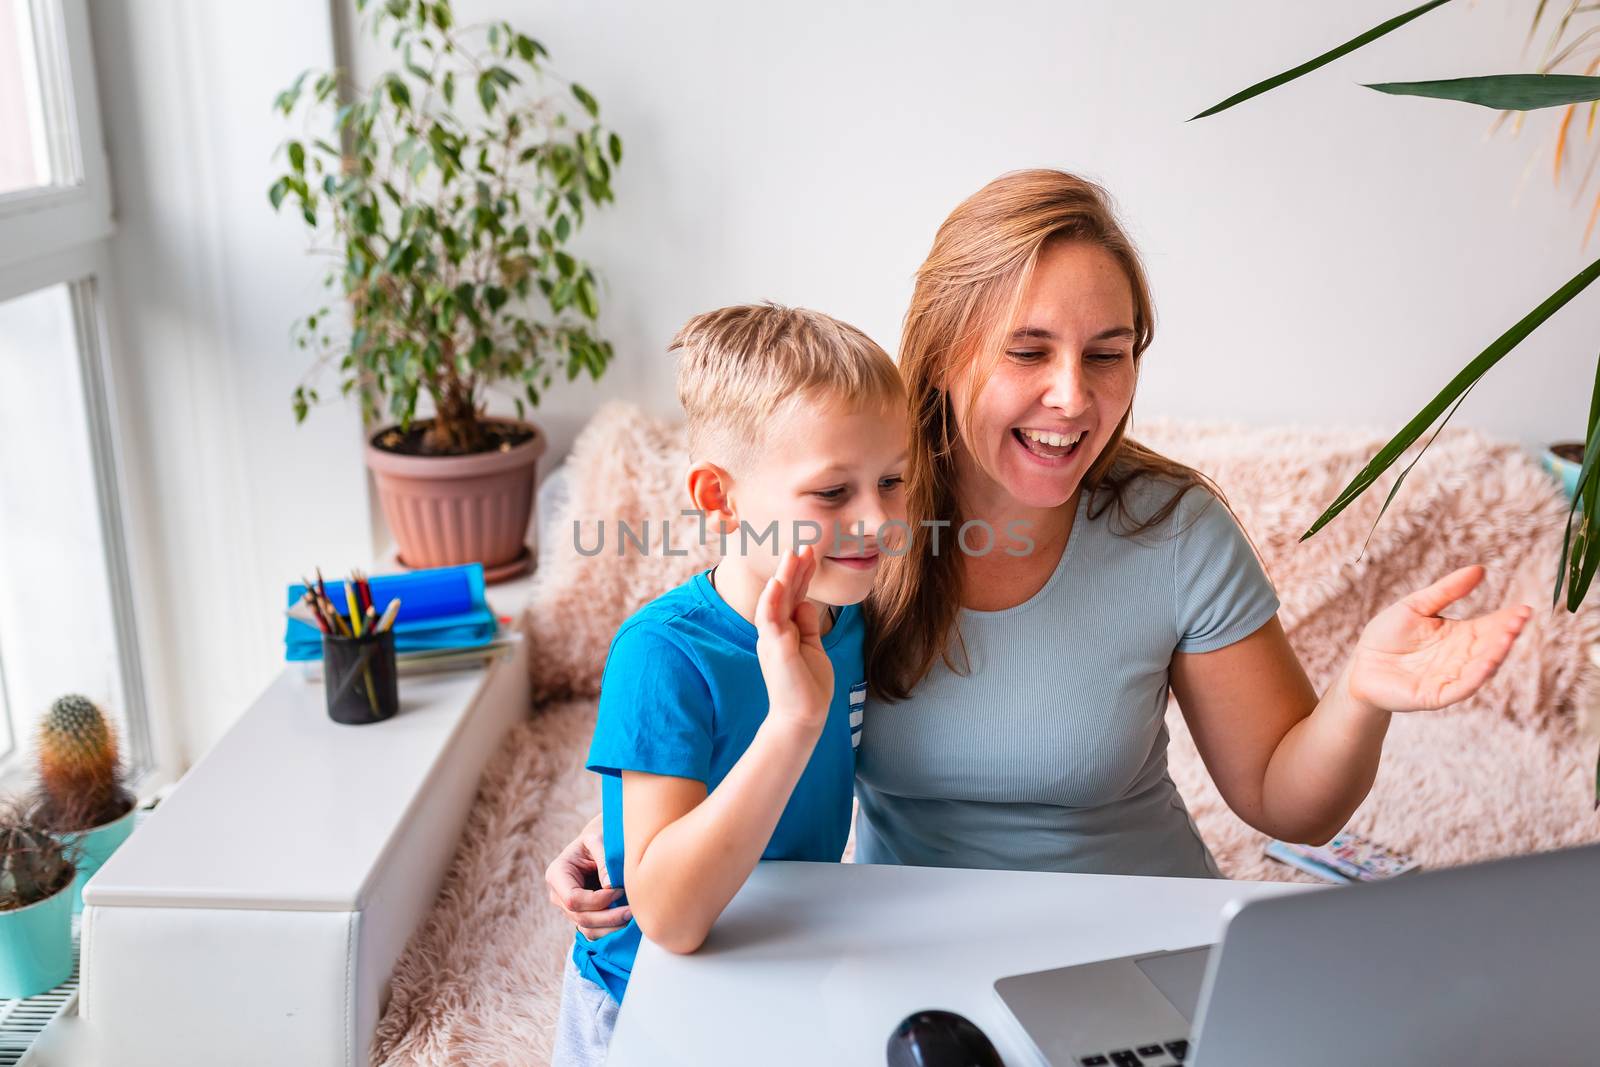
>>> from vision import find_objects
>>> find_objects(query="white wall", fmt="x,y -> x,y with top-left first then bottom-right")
361,0 -> 1588,464
97,0 -> 1592,768
91,0 -> 371,767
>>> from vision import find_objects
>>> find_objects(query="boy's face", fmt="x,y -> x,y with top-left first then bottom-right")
712,397 -> 909,606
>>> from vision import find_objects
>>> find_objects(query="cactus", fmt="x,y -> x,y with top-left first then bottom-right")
0,800 -> 75,911
33,695 -> 134,833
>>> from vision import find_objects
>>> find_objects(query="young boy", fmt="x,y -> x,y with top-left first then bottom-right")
551,304 -> 907,1066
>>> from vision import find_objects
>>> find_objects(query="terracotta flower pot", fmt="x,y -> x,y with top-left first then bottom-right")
365,418 -> 547,583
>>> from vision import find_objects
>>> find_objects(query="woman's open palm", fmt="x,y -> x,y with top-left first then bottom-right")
1347,565 -> 1533,713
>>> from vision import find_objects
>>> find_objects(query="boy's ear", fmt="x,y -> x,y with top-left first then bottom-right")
686,462 -> 737,534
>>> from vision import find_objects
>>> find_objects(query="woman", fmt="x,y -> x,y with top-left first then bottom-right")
548,169 -> 1530,930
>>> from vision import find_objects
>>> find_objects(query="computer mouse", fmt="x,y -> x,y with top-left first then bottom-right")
886,1009 -> 1005,1067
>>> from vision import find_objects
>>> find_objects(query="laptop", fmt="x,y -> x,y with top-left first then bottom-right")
994,842 -> 1600,1067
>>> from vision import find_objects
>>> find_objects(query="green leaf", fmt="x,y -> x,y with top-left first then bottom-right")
288,140 -> 306,173
442,70 -> 455,106
1302,253 -> 1600,541
386,75 -> 411,111
1365,74 -> 1600,111
608,132 -> 623,165
1191,0 -> 1457,121
403,43 -> 431,82
554,214 -> 571,242
274,69 -> 310,116
571,82 -> 599,118
1554,355 -> 1600,611
576,275 -> 599,319
477,72 -> 497,114
268,177 -> 291,211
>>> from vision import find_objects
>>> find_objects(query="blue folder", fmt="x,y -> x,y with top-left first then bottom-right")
284,563 -> 499,662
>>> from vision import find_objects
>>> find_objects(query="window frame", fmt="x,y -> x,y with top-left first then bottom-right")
0,0 -> 155,789
0,0 -> 112,273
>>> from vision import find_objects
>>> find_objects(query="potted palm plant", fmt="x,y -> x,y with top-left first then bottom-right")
270,0 -> 622,580
1192,0 -> 1600,806
30,695 -> 137,914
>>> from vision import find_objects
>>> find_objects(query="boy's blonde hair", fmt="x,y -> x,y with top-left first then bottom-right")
671,303 -> 903,469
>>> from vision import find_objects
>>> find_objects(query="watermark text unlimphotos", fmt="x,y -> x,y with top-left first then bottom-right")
572,511 -> 1037,559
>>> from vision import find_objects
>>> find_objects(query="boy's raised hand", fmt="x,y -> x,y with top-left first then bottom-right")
755,544 -> 835,734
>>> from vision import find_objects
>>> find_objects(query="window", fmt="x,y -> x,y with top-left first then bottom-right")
0,0 -> 151,781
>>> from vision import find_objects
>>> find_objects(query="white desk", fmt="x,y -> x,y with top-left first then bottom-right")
607,862 -> 1309,1067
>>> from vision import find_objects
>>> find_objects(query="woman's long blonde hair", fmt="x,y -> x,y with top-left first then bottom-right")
867,169 -> 1236,701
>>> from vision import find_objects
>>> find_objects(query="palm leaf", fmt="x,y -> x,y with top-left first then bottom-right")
1525,0 -> 1552,57
1542,25 -> 1600,73
1366,73 -> 1600,110
1543,0 -> 1584,69
1190,0 -> 1457,121
1555,354 -> 1600,612
1302,254 -> 1600,541
1557,104 -> 1575,182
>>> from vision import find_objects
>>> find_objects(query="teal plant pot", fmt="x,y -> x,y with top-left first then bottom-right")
1542,445 -> 1584,501
0,880 -> 73,998
57,804 -> 137,914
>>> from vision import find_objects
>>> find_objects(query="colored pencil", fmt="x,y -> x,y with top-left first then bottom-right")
374,597 -> 401,634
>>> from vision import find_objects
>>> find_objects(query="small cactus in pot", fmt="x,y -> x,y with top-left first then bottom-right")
32,694 -> 134,834
0,801 -> 75,912
0,798 -> 77,996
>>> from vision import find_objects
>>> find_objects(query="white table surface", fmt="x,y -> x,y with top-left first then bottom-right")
607,861 -> 1311,1067
82,563 -> 533,912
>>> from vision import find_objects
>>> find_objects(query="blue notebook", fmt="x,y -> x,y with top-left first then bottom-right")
284,563 -> 499,661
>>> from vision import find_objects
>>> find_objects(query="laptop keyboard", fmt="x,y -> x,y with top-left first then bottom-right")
1077,1038 -> 1188,1065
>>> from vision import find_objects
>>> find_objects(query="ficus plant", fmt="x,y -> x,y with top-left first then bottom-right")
1191,0 -> 1600,803
269,0 -> 622,455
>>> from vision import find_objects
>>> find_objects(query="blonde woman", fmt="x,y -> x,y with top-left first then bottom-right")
548,170 -> 1531,935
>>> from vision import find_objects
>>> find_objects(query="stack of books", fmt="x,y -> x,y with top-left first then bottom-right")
284,563 -> 515,679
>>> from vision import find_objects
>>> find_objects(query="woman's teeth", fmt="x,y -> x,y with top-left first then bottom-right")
1015,427 -> 1084,459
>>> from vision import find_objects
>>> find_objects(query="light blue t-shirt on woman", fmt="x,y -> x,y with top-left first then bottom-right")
573,569 -> 867,1002
854,472 -> 1280,879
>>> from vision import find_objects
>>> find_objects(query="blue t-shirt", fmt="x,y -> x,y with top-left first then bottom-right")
571,568 -> 866,1002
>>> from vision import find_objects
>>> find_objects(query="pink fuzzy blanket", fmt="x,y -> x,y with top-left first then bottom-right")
371,404 -> 1600,1066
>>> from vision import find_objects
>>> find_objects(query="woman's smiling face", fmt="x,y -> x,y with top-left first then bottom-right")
949,238 -> 1139,512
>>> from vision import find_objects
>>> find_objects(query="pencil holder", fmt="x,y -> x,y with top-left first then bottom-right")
322,629 -> 399,725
